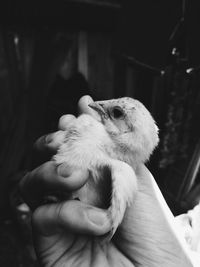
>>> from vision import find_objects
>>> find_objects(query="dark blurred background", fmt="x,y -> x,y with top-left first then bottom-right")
1,0 -> 200,265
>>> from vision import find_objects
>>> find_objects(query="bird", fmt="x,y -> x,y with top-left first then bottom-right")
54,97 -> 159,238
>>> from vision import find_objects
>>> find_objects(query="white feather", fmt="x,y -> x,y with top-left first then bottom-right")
53,97 -> 159,239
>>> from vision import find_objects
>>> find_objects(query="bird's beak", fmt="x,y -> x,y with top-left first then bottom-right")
88,102 -> 108,119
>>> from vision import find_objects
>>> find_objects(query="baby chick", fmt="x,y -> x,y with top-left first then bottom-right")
54,97 -> 159,238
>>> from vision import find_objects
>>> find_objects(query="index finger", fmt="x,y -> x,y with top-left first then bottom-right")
78,95 -> 101,121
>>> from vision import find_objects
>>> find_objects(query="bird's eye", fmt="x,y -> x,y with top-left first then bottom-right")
110,107 -> 124,119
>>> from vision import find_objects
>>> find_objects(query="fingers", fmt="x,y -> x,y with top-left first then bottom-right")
34,95 -> 95,152
58,95 -> 97,130
20,161 -> 89,210
58,114 -> 76,130
34,95 -> 96,155
78,95 -> 103,122
32,200 -> 111,236
34,114 -> 76,153
35,131 -> 66,153
78,95 -> 94,115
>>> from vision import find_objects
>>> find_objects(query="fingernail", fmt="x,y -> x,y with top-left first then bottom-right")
87,208 -> 110,227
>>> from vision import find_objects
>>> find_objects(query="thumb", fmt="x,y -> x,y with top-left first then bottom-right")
32,200 -> 111,237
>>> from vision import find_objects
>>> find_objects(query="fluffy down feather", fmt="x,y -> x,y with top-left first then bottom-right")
54,97 -> 159,238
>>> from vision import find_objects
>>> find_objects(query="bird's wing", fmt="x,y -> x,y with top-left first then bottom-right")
107,159 -> 137,239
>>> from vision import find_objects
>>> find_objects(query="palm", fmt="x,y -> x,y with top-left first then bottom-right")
35,230 -> 134,267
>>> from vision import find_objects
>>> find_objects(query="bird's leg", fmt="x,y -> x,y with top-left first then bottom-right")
107,159 -> 138,239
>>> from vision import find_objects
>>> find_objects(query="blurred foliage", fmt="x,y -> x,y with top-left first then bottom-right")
159,68 -> 200,170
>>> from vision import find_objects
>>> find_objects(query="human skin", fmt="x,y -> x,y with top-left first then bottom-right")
20,96 -> 194,267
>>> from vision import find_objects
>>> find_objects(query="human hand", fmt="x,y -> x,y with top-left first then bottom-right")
20,96 -> 194,267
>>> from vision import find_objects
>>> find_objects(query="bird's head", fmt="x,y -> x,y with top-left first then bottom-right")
89,97 -> 159,164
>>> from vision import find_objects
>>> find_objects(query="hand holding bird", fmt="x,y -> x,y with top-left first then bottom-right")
54,96 -> 159,238
20,95 -> 194,267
